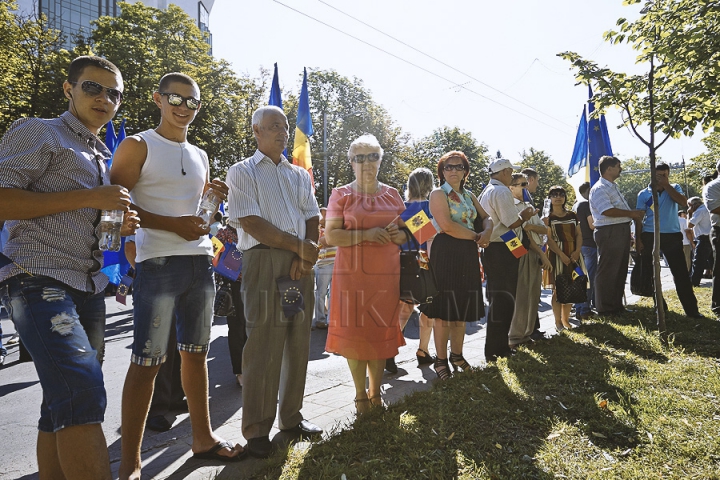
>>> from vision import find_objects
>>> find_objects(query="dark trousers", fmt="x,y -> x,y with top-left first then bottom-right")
481,242 -> 519,360
594,223 -> 630,313
228,280 -> 247,375
640,232 -> 699,316
690,235 -> 712,286
711,227 -> 720,314
148,317 -> 184,418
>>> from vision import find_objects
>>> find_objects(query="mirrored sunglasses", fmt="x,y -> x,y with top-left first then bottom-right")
352,152 -> 381,163
159,92 -> 201,110
443,164 -> 466,172
72,80 -> 123,105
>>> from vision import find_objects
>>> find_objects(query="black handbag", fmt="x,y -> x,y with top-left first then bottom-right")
400,228 -> 439,304
554,264 -> 587,304
630,251 -> 655,297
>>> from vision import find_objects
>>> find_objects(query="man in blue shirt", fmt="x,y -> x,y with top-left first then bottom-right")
636,163 -> 703,318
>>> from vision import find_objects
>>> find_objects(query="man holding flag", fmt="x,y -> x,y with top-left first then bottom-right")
480,159 -> 536,361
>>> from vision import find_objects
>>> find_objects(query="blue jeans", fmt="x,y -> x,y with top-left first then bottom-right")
0,274 -> 106,432
313,263 -> 333,326
131,255 -> 214,366
575,246 -> 598,316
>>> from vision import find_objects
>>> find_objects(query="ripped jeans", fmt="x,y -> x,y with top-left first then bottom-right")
0,274 -> 106,432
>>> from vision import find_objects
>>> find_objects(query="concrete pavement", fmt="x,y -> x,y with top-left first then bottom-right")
0,264 -> 695,479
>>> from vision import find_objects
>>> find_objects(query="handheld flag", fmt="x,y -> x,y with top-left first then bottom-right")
268,63 -> 287,157
406,209 -> 438,245
292,68 -> 314,187
571,265 -> 585,280
105,120 -> 117,153
500,230 -> 528,258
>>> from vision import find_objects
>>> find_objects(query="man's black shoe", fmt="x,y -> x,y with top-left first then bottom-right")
146,415 -> 172,432
530,330 -> 548,341
247,436 -> 273,458
385,357 -> 398,374
282,419 -> 323,438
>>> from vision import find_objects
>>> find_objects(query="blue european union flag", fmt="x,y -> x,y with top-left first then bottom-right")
105,120 -> 117,153
268,62 -> 287,157
568,107 -> 588,177
587,85 -> 613,185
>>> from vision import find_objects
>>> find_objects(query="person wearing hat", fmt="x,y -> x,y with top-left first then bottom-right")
479,158 -> 535,361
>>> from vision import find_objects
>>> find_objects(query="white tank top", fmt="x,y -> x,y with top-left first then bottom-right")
132,129 -> 213,263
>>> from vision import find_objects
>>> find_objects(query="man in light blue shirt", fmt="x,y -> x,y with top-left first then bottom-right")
635,163 -> 702,318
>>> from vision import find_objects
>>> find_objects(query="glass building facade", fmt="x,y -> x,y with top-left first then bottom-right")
39,0 -> 117,41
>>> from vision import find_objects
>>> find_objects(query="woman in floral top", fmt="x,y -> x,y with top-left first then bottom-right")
421,151 -> 493,380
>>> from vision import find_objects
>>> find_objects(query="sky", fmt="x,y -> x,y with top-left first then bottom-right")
210,0 -> 706,172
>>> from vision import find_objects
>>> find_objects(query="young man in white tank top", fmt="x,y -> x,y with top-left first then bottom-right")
110,72 -> 245,480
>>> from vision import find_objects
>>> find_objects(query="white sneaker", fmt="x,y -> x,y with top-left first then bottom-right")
0,354 -> 6,366
6,333 -> 19,346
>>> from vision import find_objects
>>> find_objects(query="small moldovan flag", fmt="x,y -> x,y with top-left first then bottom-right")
211,236 -> 225,256
406,210 -> 437,245
500,230 -> 528,258
571,265 -> 585,280
645,196 -> 654,213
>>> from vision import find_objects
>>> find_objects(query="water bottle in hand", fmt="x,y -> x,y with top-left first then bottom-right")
98,210 -> 123,252
542,198 -> 552,219
197,190 -> 221,228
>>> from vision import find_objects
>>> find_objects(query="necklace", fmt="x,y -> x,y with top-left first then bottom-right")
155,129 -> 187,175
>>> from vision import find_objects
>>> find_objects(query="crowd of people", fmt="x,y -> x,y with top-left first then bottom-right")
1,55 -> 718,479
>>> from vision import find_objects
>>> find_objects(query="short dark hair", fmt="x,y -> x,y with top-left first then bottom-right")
579,181 -> 591,195
158,72 -> 199,93
521,167 -> 538,179
656,162 -> 670,172
68,56 -> 121,84
599,155 -> 620,175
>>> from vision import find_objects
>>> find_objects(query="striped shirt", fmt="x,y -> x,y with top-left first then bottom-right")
226,150 -> 320,250
589,177 -> 631,227
0,111 -> 111,293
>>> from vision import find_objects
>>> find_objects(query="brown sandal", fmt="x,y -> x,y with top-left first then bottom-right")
355,396 -> 371,415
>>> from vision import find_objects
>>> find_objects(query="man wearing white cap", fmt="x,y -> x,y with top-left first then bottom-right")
480,159 -> 535,361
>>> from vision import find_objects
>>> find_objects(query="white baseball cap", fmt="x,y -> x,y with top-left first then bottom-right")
488,158 -> 520,173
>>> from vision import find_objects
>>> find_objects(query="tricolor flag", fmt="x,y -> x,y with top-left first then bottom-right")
571,265 -> 585,280
292,68 -> 314,186
268,63 -> 287,157
406,209 -> 437,245
645,195 -> 654,213
500,230 -> 528,258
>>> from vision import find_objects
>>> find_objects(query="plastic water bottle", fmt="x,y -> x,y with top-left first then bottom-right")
197,190 -> 221,227
98,210 -> 123,252
542,198 -> 552,219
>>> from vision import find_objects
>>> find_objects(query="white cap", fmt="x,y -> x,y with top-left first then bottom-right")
488,158 -> 520,173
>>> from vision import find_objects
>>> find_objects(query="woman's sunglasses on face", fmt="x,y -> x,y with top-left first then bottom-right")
352,153 -> 381,163
159,92 -> 201,110
71,80 -> 123,105
443,164 -> 466,172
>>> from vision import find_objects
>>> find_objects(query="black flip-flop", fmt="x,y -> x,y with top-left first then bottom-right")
193,440 -> 248,462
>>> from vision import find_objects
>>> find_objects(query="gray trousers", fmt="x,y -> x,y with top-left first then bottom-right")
240,248 -> 313,440
594,223 -> 630,313
509,251 -> 542,345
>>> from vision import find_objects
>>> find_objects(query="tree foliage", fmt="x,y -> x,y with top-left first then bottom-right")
90,2 -> 263,178
518,148 -> 575,206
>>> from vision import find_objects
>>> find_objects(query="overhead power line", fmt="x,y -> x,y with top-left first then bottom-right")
271,0 -> 573,135
318,0 -> 573,129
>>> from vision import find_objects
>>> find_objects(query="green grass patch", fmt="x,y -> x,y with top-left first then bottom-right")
227,288 -> 720,479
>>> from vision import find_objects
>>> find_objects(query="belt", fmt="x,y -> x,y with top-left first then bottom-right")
247,243 -> 270,250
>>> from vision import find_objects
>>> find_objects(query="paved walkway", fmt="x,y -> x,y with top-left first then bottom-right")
0,264 -> 693,479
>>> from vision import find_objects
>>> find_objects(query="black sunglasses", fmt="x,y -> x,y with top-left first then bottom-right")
352,152 -> 381,163
443,164 -> 466,172
550,192 -> 566,198
159,92 -> 201,110
512,182 -> 529,187
72,80 -> 123,105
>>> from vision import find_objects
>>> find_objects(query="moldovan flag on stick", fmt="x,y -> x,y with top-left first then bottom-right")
500,230 -> 528,258
406,210 -> 437,245
292,68 -> 314,188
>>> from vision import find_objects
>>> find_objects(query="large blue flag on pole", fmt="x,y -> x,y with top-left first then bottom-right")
568,85 -> 613,187
587,85 -> 613,185
268,63 -> 287,157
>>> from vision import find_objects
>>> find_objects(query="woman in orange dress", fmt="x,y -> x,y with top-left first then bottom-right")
325,134 -> 407,414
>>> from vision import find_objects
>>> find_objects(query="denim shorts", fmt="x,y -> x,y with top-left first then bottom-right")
131,255 -> 214,366
0,274 -> 106,433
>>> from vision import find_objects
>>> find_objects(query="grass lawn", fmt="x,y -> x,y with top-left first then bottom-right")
225,287 -> 720,479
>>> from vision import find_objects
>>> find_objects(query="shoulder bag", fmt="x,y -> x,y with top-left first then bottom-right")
400,228 -> 439,304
